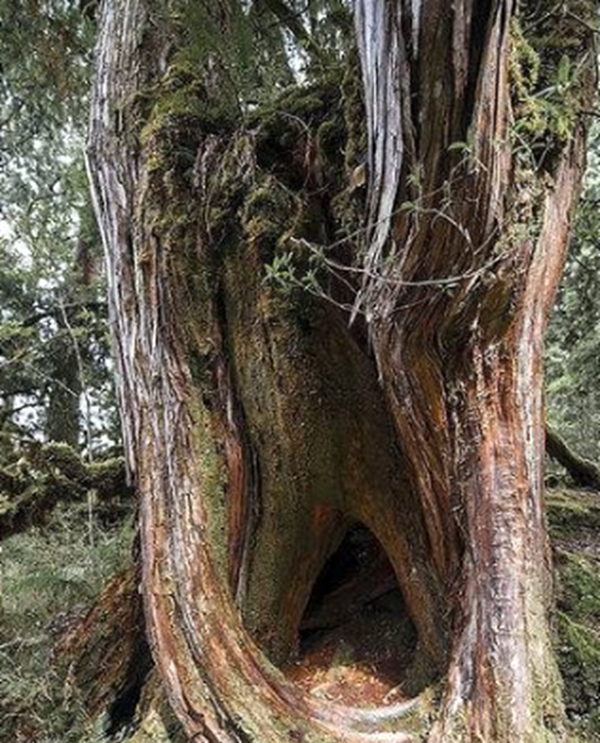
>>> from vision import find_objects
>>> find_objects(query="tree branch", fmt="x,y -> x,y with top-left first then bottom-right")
546,426 -> 600,490
0,442 -> 132,541
262,0 -> 324,63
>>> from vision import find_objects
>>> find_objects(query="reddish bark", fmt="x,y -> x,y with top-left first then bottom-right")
353,3 -> 596,737
88,0 -> 597,741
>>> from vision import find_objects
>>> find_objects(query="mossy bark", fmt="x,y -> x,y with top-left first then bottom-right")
546,427 -> 600,490
0,442 -> 130,539
88,1 -> 597,741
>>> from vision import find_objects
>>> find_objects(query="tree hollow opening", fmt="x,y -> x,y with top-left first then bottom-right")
283,523 -> 420,707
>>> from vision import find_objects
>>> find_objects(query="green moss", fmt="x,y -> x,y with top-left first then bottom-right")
41,441 -> 87,481
548,489 -> 600,537
340,48 -> 366,170
246,78 -> 346,198
186,394 -> 230,583
510,19 -> 542,97
509,18 -> 552,142
557,552 -> 600,627
248,80 -> 340,131
128,707 -> 172,743
324,50 -> 366,239
556,612 -> 600,737
87,457 -> 128,496
551,522 -> 600,737
273,91 -> 324,120
140,63 -> 235,150
316,118 -> 345,163
242,180 -> 296,245
510,3 -> 597,162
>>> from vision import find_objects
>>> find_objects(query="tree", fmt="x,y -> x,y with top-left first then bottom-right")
87,1 -> 598,741
0,0 -> 118,457
546,121 -> 600,463
0,199 -> 117,455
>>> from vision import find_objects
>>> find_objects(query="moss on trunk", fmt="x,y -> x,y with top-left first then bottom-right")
86,0 -> 598,741
0,442 -> 130,539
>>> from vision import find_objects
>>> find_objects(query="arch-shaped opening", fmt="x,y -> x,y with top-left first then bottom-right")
281,522 -> 421,707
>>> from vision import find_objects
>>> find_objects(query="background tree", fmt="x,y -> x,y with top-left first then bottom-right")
88,2 -> 598,743
0,0 -> 118,457
546,121 -> 600,463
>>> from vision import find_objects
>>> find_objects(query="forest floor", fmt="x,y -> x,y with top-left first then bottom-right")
284,523 -> 421,706
547,487 -> 600,739
280,487 -> 600,737
0,487 -> 599,742
0,502 -> 134,743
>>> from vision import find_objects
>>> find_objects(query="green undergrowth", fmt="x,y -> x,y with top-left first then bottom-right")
0,502 -> 134,743
2,489 -> 600,741
548,489 -> 600,740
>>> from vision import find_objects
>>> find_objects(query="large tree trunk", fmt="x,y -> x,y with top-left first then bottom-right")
88,1 -> 597,741
354,3 -> 596,740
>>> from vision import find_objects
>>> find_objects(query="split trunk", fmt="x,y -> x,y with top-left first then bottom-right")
88,1 -> 597,741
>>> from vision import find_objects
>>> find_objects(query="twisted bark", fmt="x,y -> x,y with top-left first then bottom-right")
88,1 -> 597,741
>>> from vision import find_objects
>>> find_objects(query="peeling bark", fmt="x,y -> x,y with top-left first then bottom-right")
57,566 -> 152,731
354,2 -> 597,740
88,1 -> 597,741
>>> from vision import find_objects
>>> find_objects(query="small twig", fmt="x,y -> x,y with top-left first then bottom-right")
19,360 -> 80,397
565,9 -> 600,34
0,636 -> 46,652
291,237 -> 505,289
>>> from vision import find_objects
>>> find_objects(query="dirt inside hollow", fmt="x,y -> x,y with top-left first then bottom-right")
282,524 -> 419,707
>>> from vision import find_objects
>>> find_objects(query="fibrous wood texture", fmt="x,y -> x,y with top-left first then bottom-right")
88,0 -> 597,741
354,2 -> 596,739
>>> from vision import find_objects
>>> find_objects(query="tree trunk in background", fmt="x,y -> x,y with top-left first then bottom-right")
46,308 -> 81,447
88,1 -> 597,741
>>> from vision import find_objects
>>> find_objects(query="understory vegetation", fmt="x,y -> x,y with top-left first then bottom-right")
0,503 -> 134,743
1,487 -> 599,741
549,490 -> 600,739
546,122 -> 600,463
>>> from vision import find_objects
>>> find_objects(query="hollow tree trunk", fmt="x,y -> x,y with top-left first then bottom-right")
88,1 -> 597,741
